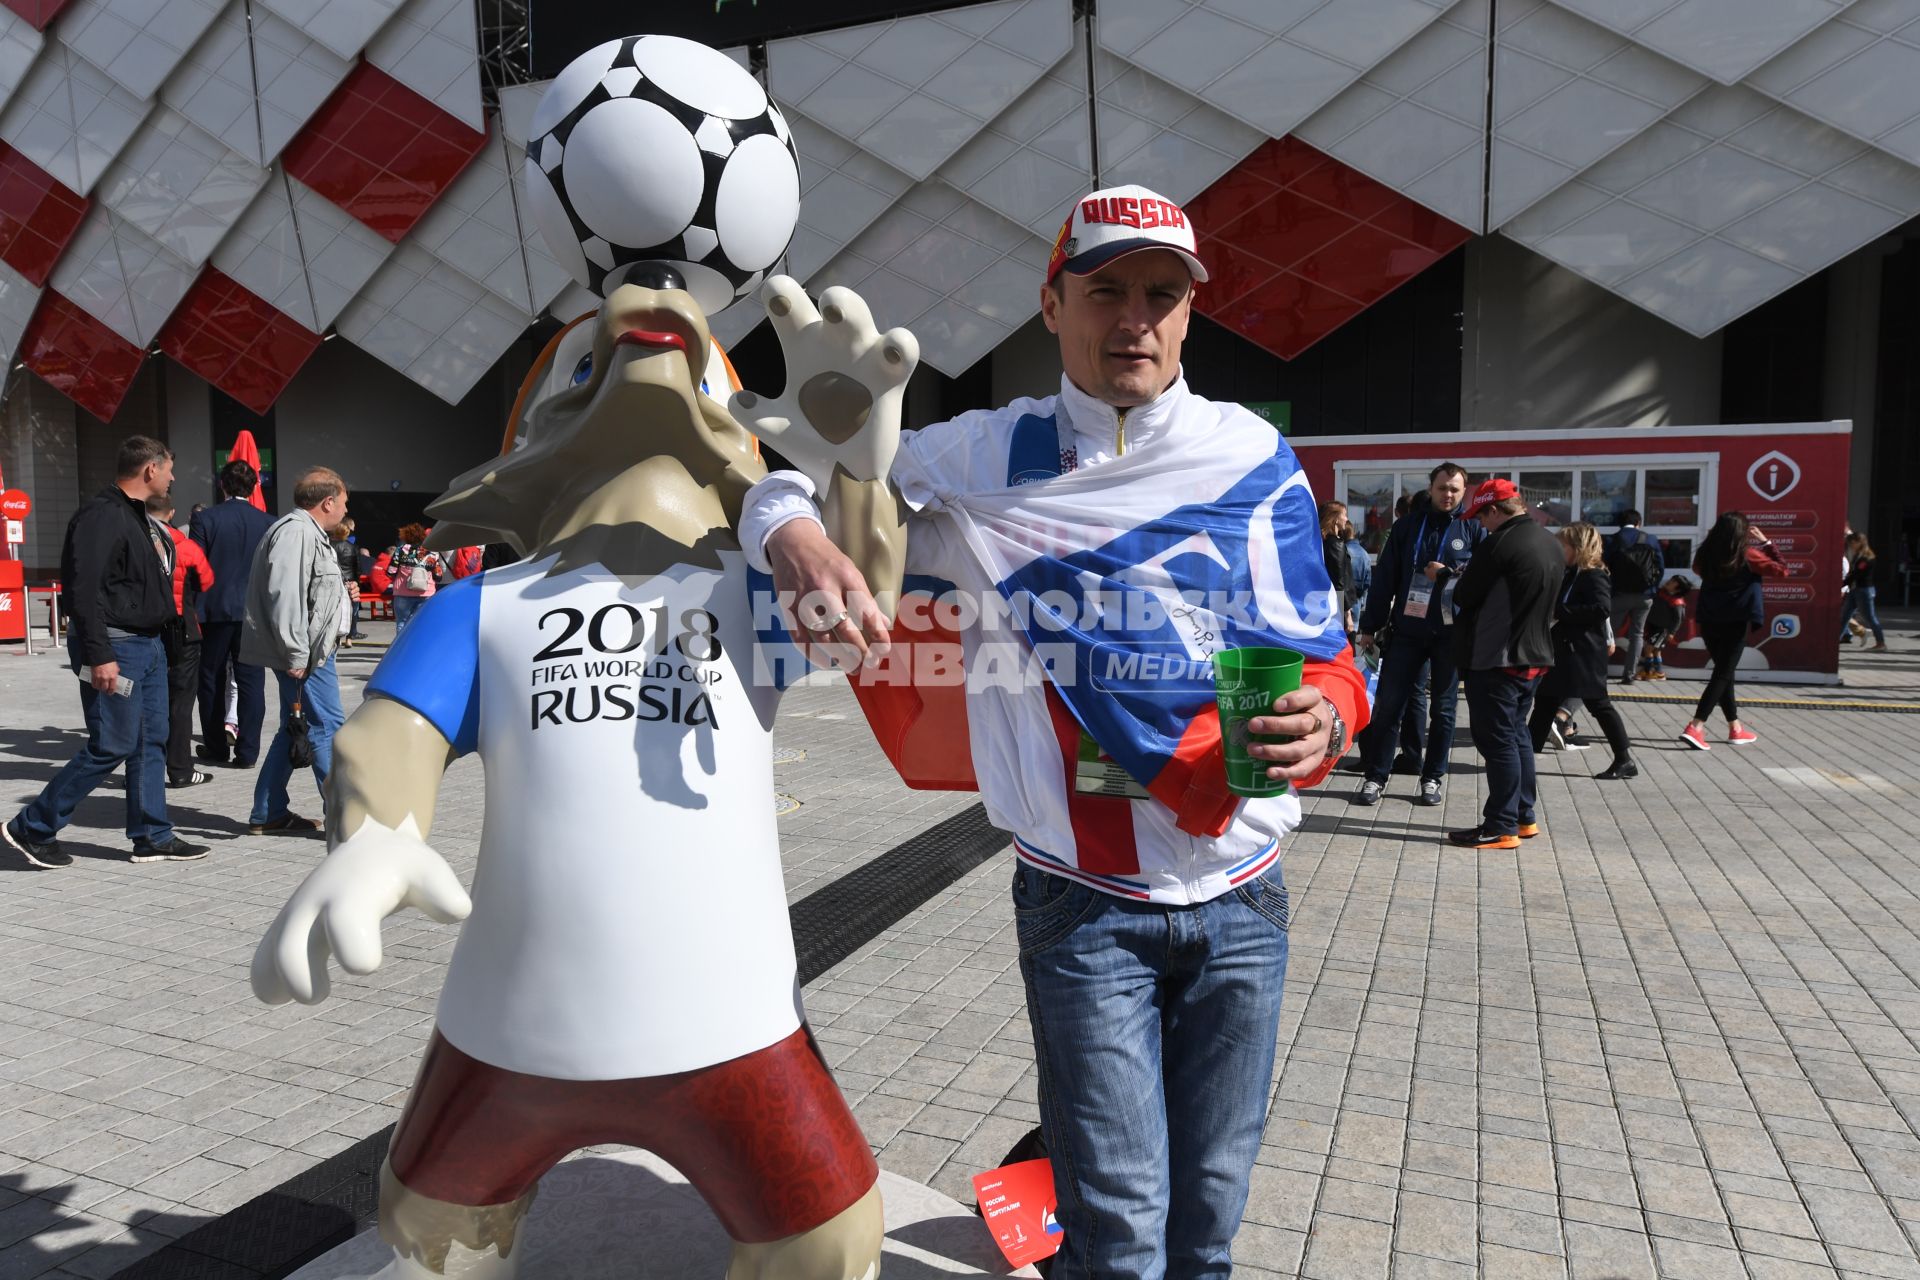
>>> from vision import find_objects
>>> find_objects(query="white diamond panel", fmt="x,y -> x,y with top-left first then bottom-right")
1299,0 -> 1492,230
1092,51 -> 1263,212
56,0 -> 226,101
811,180 -> 1050,375
365,0 -> 483,130
162,1 -> 353,166
1544,0 -> 1853,86
0,258 -> 41,363
97,106 -> 269,268
1505,85 -> 1920,334
50,205 -> 199,345
783,110 -> 915,287
938,44 -> 1090,239
256,0 -> 404,62
212,175 -> 396,332
1488,0 -> 1707,227
412,124 -> 569,315
768,0 -> 1071,181
335,241 -> 532,403
0,43 -> 151,195
1098,0 -> 1455,141
0,9 -> 42,123
1748,0 -> 1920,167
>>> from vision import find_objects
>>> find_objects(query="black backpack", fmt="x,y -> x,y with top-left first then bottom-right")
1607,535 -> 1661,594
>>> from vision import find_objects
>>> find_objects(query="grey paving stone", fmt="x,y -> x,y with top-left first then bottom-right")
7,612 -> 1920,1279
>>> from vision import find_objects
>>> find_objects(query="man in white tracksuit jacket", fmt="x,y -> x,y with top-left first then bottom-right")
741,186 -> 1367,1279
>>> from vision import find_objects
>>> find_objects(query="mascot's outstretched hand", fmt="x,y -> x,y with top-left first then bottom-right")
729,277 -> 918,491
251,815 -> 472,1006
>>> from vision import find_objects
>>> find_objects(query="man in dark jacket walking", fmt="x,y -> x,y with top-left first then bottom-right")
1446,479 -> 1563,851
3,437 -> 210,868
190,461 -> 274,767
1352,463 -> 1482,807
1604,510 -> 1663,683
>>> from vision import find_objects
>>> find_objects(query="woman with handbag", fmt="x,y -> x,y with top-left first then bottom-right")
1529,523 -> 1636,780
386,522 -> 445,634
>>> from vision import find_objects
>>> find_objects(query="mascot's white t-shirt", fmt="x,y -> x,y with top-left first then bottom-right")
368,552 -> 802,1080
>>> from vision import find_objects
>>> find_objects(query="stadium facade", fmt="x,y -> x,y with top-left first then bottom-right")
0,0 -> 1916,575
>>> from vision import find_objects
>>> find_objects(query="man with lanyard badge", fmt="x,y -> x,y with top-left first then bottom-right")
1352,462 -> 1482,807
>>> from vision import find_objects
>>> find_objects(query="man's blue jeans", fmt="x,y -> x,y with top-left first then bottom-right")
250,655 -> 344,825
19,635 -> 172,847
1464,668 -> 1540,836
1013,860 -> 1290,1280
1361,629 -> 1459,784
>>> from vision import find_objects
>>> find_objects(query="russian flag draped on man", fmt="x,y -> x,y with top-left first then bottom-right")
925,401 -> 1368,836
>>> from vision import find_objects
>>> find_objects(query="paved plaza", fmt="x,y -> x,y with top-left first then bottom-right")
4,616 -> 1920,1278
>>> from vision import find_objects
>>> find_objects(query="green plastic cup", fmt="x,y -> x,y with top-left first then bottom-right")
1214,646 -> 1306,798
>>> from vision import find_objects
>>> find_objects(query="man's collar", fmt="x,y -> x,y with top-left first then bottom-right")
1056,370 -> 1189,443
297,508 -> 326,535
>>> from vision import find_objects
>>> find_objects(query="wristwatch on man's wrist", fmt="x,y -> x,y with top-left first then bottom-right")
1321,703 -> 1348,759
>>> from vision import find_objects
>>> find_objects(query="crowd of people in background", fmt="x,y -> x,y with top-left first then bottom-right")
1324,456 -> 1892,848
3,434 -> 487,871
4,427 -> 1898,873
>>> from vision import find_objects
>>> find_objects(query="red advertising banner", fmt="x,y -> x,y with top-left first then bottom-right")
1291,423 -> 1852,682
0,559 -> 26,642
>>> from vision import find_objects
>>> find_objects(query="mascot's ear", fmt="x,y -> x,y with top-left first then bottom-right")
498,313 -> 596,458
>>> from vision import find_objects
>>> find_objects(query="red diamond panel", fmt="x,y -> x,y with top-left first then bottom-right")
282,62 -> 486,244
0,0 -> 73,28
158,269 -> 324,415
22,291 -> 147,422
1188,136 -> 1472,361
0,142 -> 90,287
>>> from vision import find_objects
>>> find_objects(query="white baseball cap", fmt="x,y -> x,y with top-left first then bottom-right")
1045,184 -> 1209,285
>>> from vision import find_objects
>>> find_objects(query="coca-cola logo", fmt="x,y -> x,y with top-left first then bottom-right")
1746,450 -> 1801,503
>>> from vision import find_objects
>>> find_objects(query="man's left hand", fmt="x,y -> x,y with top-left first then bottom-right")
1422,561 -> 1446,581
289,667 -> 308,681
1247,684 -> 1335,781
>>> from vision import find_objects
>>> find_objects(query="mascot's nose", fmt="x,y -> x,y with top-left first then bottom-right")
621,262 -> 685,292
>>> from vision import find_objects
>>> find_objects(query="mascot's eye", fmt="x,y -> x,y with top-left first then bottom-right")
569,353 -> 593,386
699,378 -> 709,395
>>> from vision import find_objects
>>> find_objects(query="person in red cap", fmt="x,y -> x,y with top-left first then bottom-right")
737,183 -> 1369,1278
1444,478 -> 1564,849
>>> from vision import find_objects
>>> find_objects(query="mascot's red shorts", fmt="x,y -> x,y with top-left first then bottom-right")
387,1024 -> 877,1242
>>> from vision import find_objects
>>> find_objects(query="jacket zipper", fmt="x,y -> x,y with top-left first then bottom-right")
1115,407 -> 1128,456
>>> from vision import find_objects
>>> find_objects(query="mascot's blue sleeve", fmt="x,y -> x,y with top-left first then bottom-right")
365,574 -> 483,755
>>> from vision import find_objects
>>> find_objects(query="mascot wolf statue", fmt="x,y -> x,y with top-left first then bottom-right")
251,261 -> 918,1274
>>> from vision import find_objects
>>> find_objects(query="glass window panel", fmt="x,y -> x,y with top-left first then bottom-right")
1519,470 -> 1573,528
1344,471 -> 1396,552
1399,472 -> 1430,504
1580,468 -> 1636,526
1645,468 -> 1702,527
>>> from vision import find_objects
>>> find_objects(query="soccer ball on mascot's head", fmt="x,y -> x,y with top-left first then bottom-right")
523,34 -> 800,319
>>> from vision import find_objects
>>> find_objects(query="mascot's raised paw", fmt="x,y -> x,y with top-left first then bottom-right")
729,276 -> 918,493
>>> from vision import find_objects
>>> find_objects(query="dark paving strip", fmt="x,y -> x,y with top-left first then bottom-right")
792,803 -> 1007,985
110,804 -> 1006,1280
1612,692 -> 1920,713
